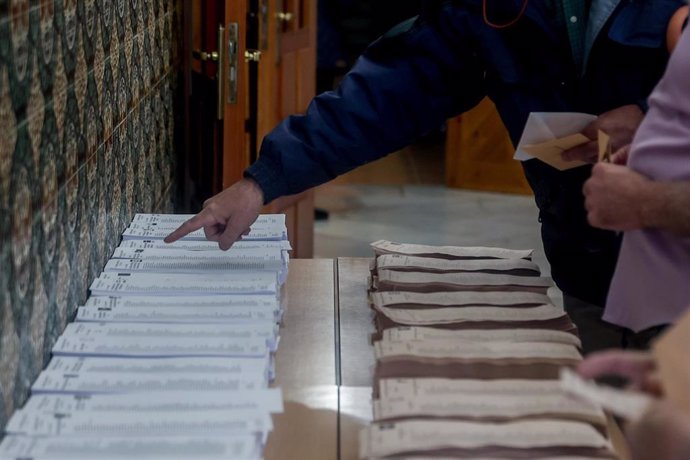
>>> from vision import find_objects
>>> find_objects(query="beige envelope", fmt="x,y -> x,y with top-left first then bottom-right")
521,133 -> 590,170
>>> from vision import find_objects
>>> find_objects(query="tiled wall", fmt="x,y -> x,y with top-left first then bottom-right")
0,0 -> 182,427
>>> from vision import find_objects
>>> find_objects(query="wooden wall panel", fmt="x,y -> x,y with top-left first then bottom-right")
446,98 -> 532,195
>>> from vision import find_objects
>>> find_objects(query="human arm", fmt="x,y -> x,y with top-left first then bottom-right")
577,350 -> 661,395
247,12 -> 487,203
164,178 -> 264,249
578,351 -> 690,460
167,9 -> 488,247
626,401 -> 690,460
583,162 -> 690,235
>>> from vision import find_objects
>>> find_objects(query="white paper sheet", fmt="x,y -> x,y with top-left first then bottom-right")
560,368 -> 652,420
82,295 -> 281,309
0,435 -> 263,460
117,238 -> 292,251
5,410 -> 272,437
75,305 -> 280,324
61,322 -> 278,344
20,389 -> 284,415
45,356 -> 271,377
132,213 -> 285,227
51,335 -> 271,358
514,112 -> 598,161
31,371 -> 267,394
89,272 -> 278,296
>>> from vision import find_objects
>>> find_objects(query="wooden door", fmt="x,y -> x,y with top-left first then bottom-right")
184,0 -> 315,256
256,0 -> 316,258
183,1 -> 256,208
445,98 -> 532,195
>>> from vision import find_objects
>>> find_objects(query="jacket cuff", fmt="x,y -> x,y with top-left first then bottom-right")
244,157 -> 289,205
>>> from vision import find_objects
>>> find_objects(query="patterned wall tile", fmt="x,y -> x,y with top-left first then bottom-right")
4,0 -> 34,123
35,2 -> 57,99
38,104 -> 61,301
0,0 -> 182,426
8,123 -> 38,335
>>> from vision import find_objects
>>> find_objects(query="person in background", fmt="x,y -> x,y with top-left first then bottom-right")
578,350 -> 690,460
583,7 -> 690,348
167,1 -> 687,354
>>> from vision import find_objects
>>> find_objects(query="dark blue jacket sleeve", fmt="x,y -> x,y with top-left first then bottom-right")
246,10 -> 487,203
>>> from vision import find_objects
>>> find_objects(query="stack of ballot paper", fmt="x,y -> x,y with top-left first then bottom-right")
359,240 -> 616,459
0,214 -> 290,460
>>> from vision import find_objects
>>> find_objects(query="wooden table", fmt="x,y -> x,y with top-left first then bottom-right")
267,258 -> 629,460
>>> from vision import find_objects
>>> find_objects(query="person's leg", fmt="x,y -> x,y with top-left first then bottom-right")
622,325 -> 669,350
563,294 -> 625,355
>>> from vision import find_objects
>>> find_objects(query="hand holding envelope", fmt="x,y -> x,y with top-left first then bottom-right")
515,106 -> 645,170
514,112 -> 597,171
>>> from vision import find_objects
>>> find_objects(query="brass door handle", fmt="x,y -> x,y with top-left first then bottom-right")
192,49 -> 219,62
244,50 -> 262,62
276,11 -> 294,22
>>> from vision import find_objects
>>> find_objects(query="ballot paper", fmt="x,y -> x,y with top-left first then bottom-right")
560,368 -> 652,421
380,327 -> 582,348
1,212 -> 289,459
372,303 -> 567,327
31,371 -> 267,394
83,294 -> 281,310
122,224 -> 286,242
378,378 -> 567,400
375,340 -> 582,362
61,322 -> 278,345
76,305 -> 280,324
89,272 -> 278,296
370,291 -> 553,309
514,112 -> 598,168
373,269 -> 552,293
371,240 -> 533,260
132,213 -> 285,227
19,390 -> 283,416
51,335 -> 271,358
126,216 -> 286,232
45,356 -> 271,377
5,409 -> 272,437
359,419 -> 613,459
118,238 -> 292,251
104,259 -> 288,285
373,392 -> 606,427
375,254 -> 541,276
0,435 -> 264,460
111,247 -> 286,264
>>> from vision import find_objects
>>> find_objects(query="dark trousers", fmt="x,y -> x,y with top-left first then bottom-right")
563,294 -> 667,355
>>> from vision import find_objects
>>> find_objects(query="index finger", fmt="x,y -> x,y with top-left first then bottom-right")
577,350 -> 655,381
164,211 -> 217,243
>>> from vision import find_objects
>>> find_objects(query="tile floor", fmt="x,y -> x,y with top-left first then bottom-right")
313,183 -> 563,307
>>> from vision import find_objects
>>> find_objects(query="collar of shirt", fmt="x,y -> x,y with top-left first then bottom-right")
561,0 -> 589,73
549,0 -> 621,74
583,0 -> 622,73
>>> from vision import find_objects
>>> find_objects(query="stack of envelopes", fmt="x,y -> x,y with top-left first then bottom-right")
0,214 -> 290,460
360,240 -> 615,459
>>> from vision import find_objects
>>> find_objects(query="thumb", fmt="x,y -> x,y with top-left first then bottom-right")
217,220 -> 245,250
562,140 -> 598,163
612,145 -> 631,166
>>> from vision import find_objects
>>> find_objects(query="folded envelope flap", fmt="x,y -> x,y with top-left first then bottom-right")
522,133 -> 590,171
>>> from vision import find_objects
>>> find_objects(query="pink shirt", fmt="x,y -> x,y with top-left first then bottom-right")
604,27 -> 690,332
